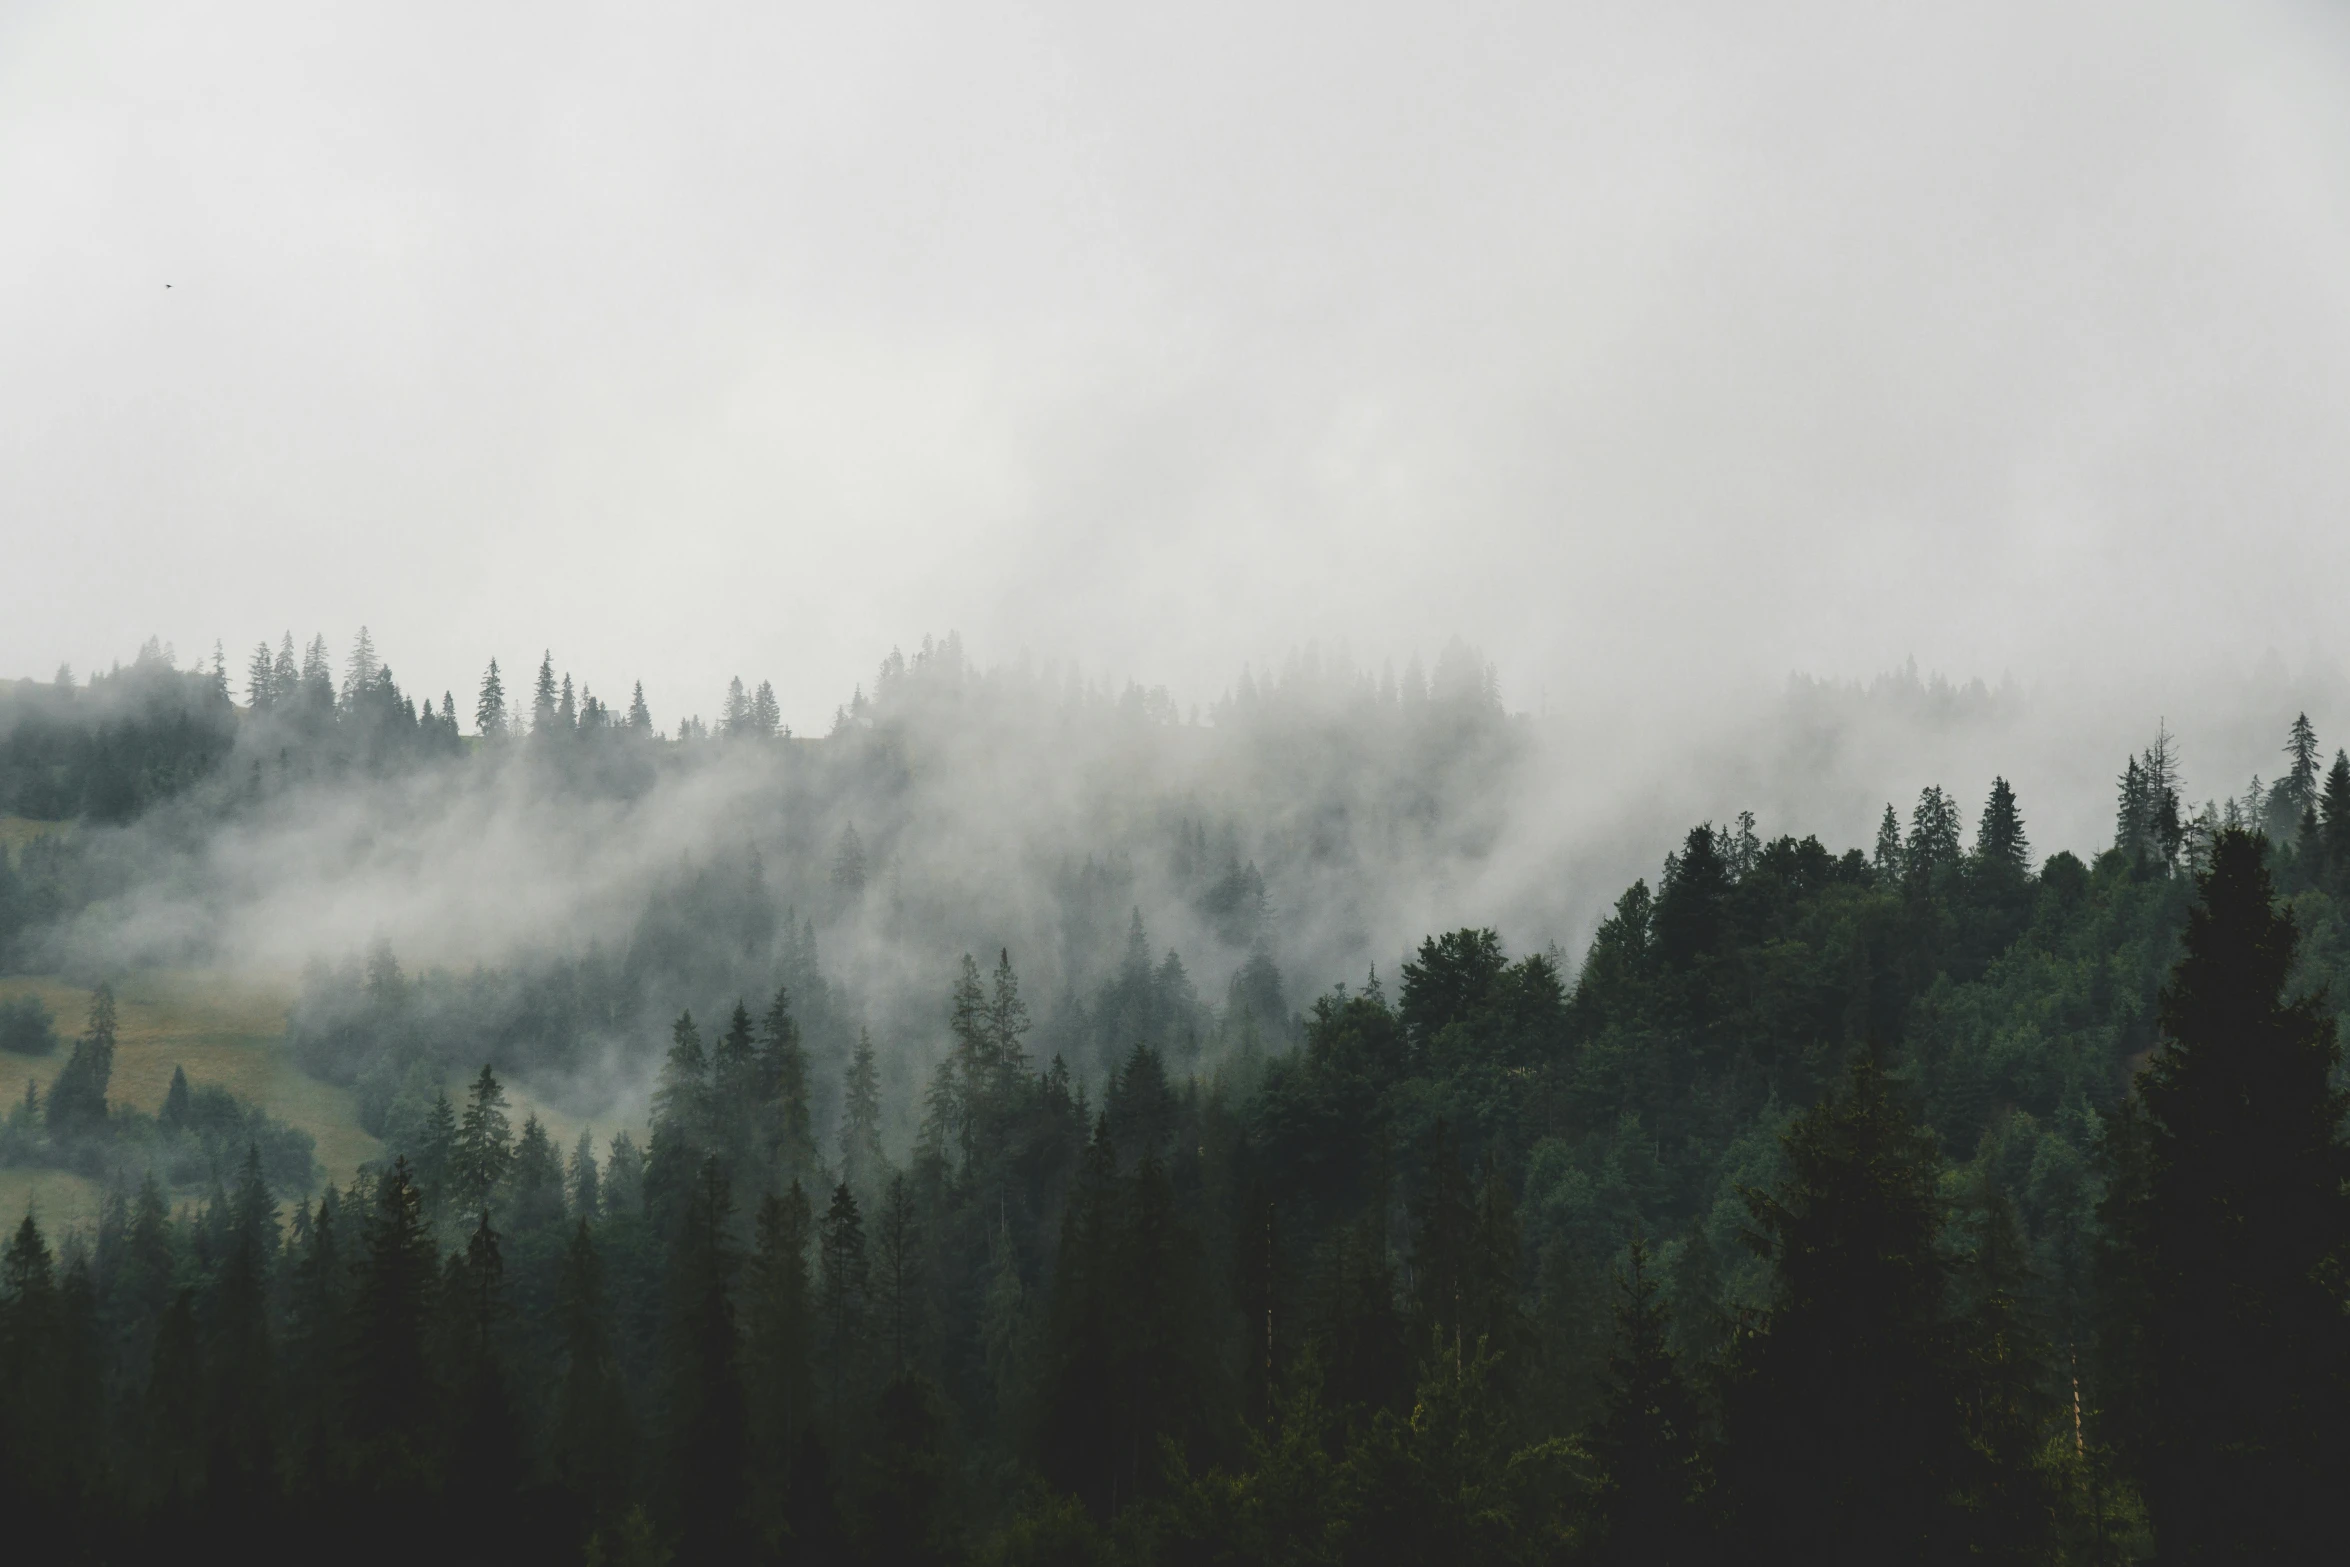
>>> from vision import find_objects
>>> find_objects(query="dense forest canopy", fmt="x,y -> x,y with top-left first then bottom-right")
2,632 -> 2348,1562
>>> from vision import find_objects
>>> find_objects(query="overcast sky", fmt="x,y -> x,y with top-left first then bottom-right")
6,0 -> 2350,733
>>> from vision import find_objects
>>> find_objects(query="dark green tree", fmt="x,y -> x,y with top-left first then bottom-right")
1720,1054 -> 1961,1564
2124,828 -> 2350,1560
1586,1239 -> 1710,1566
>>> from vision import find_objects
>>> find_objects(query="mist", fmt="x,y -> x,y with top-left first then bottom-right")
7,0 -> 2350,731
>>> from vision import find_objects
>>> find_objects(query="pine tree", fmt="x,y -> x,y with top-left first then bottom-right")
667,1158 -> 747,1561
1586,1239 -> 1710,1565
841,1031 -> 885,1196
1975,776 -> 2029,876
759,988 -> 818,1191
874,1173 -> 923,1381
475,658 -> 508,738
648,1012 -> 711,1227
1720,1053 -> 1961,1562
44,983 -> 116,1136
1906,785 -> 1964,887
532,652 -> 559,733
206,1143 -> 282,1505
508,1113 -> 567,1232
453,1065 -> 514,1218
446,1206 -> 524,1520
2285,712 -> 2320,810
627,679 -> 653,734
347,1158 -> 439,1486
552,1219 -> 632,1510
0,1211 -> 62,1512
2125,828 -> 2350,1560
2115,755 -> 2151,864
1874,804 -> 1905,888
2320,750 -> 2350,891
752,680 -> 781,738
246,641 -> 278,711
568,1129 -> 603,1218
744,1184 -> 815,1544
1950,1188 -> 2057,1564
342,626 -> 380,708
817,1181 -> 870,1429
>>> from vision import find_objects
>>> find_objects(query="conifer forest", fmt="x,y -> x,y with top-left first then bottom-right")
1,635 -> 2346,1566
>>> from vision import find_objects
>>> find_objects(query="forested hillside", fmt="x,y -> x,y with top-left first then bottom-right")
3,638 -> 2349,1562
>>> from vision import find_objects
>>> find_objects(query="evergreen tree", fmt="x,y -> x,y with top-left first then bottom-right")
1873,803 -> 1905,888
816,1181 -> 870,1428
666,1158 -> 747,1561
508,1113 -> 568,1233
1906,785 -> 1964,888
205,1144 -> 282,1507
759,987 -> 818,1191
532,652 -> 560,733
647,1013 -> 711,1227
475,658 -> 508,738
752,680 -> 781,738
246,641 -> 278,711
446,1207 -> 524,1525
1949,1188 -> 2057,1564
342,626 -> 380,708
2320,749 -> 2350,890
2285,711 -> 2320,810
2115,755 -> 2151,864
44,983 -> 116,1136
1720,1053 -> 1961,1563
568,1128 -> 603,1218
874,1172 -> 923,1381
2124,828 -> 2350,1560
0,1212 -> 62,1517
453,1065 -> 514,1218
743,1184 -> 815,1546
841,1030 -> 885,1196
551,1219 -> 632,1512
1586,1239 -> 1710,1566
347,1159 -> 439,1491
627,680 -> 653,734
1975,776 -> 2029,876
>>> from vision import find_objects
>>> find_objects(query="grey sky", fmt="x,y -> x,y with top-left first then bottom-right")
6,0 -> 2349,733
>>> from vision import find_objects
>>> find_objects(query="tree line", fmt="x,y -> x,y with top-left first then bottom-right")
4,714 -> 2348,1561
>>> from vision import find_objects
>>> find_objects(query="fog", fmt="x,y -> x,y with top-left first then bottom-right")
6,0 -> 2350,730
10,1 -> 2350,1116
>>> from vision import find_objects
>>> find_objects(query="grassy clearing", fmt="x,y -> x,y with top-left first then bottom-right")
0,968 -> 383,1192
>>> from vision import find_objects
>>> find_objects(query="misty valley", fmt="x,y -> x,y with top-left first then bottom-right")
2,634 -> 2347,1566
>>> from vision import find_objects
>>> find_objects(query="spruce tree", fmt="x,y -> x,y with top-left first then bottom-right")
551,1219 -> 631,1510
532,652 -> 559,733
2125,828 -> 2350,1559
474,658 -> 508,738
44,983 -> 116,1136
743,1184 -> 815,1545
666,1158 -> 747,1561
1586,1239 -> 1710,1565
2285,711 -> 2320,810
1873,803 -> 1905,888
1975,776 -> 2029,876
205,1144 -> 282,1506
452,1065 -> 514,1218
626,680 -> 653,734
1720,1053 -> 1961,1563
841,1030 -> 885,1196
347,1158 -> 439,1488
2320,750 -> 2350,891
759,988 -> 818,1192
817,1181 -> 870,1429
